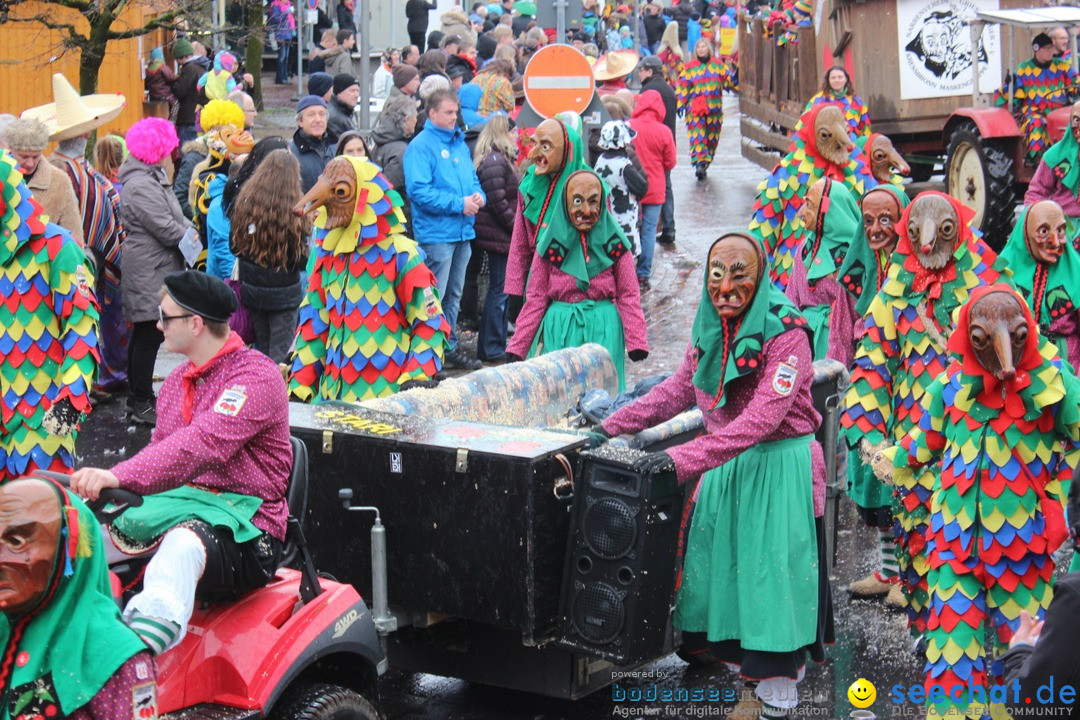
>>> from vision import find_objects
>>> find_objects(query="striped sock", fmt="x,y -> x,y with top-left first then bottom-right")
127,612 -> 181,656
762,703 -> 788,719
879,529 -> 899,579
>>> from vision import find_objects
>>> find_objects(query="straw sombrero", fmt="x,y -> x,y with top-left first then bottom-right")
593,49 -> 640,81
20,73 -> 126,142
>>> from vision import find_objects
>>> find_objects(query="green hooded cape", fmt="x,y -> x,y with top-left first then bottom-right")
836,184 -> 911,316
997,204 -> 1080,365
803,179 -> 862,285
534,170 -> 633,289
518,118 -> 590,235
1039,127 -> 1080,200
0,482 -> 148,719
692,235 -> 809,409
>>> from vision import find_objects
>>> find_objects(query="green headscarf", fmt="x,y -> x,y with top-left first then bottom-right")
803,179 -> 862,285
836,184 -> 911,316
534,170 -> 633,289
997,204 -> 1080,360
1039,127 -> 1080,199
691,234 -> 810,409
518,118 -> 590,234
0,481 -> 148,719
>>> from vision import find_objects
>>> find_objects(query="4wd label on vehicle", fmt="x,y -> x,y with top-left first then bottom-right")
898,0 -> 1002,100
333,608 -> 366,638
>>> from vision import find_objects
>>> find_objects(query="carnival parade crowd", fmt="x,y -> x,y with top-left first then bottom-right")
0,0 -> 1080,718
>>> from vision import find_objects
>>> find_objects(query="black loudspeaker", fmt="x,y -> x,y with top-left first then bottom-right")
557,454 -> 685,665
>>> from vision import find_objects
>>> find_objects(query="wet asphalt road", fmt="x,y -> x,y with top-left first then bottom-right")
77,96 -> 926,719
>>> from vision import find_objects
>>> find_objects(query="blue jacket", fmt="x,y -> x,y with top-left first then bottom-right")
403,122 -> 484,245
206,175 -> 235,280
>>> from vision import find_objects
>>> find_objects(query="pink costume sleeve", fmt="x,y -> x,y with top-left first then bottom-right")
613,251 -> 649,353
1024,160 -> 1056,206
504,251 -> 552,357
602,343 -> 697,436
70,651 -> 157,720
505,196 -> 535,297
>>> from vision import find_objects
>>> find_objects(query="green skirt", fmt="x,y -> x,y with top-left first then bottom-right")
114,485 -> 263,547
528,299 -> 626,392
802,303 -> 832,361
673,435 -> 818,652
846,448 -> 893,515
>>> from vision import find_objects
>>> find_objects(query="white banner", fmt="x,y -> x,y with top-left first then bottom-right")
898,0 -> 1002,100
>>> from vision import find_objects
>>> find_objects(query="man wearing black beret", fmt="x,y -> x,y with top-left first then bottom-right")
72,270 -> 292,656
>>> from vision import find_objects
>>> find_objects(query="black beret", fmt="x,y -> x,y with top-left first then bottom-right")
164,270 -> 237,323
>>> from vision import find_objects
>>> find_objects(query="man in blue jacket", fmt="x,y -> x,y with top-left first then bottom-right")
404,87 -> 485,370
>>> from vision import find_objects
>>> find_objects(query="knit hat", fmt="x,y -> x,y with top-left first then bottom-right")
308,72 -> 334,97
173,37 -> 194,58
149,47 -> 165,63
126,117 -> 179,165
164,270 -> 237,323
333,73 -> 359,95
297,95 -> 328,114
3,118 -> 50,152
1033,32 -> 1054,51
392,63 -> 419,89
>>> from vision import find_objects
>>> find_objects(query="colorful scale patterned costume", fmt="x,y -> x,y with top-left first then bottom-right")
888,285 -> 1076,717
748,104 -> 877,291
804,91 -> 872,140
0,152 -> 99,481
841,193 -> 1003,636
289,157 -> 449,402
995,56 -> 1078,161
675,56 -> 736,172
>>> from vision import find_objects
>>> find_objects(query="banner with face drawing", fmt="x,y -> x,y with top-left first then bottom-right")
898,0 -> 1002,99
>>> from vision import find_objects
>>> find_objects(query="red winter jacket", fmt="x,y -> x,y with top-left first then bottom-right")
630,90 -> 676,205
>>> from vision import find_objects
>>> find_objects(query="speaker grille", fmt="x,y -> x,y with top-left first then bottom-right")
583,497 -> 637,560
571,582 -> 625,644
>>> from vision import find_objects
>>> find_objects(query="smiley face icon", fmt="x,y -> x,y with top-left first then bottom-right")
848,678 -> 876,708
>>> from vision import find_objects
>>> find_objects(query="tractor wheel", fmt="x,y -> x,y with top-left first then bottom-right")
270,682 -> 380,720
945,121 -> 1016,251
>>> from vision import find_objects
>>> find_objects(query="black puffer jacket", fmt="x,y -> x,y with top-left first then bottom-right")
472,150 -> 519,254
236,256 -> 304,311
671,3 -> 694,41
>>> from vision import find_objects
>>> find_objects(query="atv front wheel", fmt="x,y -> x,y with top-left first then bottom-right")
270,682 -> 380,720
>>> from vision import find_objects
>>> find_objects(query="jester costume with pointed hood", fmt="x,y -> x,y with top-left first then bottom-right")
785,179 -> 861,365
505,170 -> 644,391
841,191 -> 1004,636
0,479 -> 153,720
0,152 -> 99,483
749,103 -> 877,291
885,285 -> 1077,717
997,204 -> 1080,371
505,117 -> 591,297
601,234 -> 829,697
289,156 -> 450,402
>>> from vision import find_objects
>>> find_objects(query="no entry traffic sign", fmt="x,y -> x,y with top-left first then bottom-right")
523,44 -> 595,119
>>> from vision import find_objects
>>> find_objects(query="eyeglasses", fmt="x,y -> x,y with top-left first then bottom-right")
158,307 -> 194,325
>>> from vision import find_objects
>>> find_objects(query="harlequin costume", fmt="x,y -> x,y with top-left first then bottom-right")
841,191 -> 1004,636
997,205 -> 1080,372
804,90 -> 871,140
675,54 -> 736,174
748,103 -> 877,291
505,117 -> 591,297
886,284 -> 1076,718
836,185 -> 911,565
0,479 -> 156,720
995,56 -> 1077,162
601,236 -> 829,713
785,179 -> 861,365
0,152 -> 99,482
289,157 -> 450,402
505,173 -> 646,392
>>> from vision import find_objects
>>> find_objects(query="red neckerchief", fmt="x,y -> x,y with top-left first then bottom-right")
181,331 -> 245,424
946,284 -> 1041,419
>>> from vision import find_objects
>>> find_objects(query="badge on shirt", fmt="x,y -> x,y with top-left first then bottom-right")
213,387 -> 248,416
132,681 -> 158,720
423,286 -> 439,316
773,362 -> 798,396
441,149 -> 450,159
75,265 -> 91,298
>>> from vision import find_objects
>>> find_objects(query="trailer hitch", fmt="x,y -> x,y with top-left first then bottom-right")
338,489 -> 398,634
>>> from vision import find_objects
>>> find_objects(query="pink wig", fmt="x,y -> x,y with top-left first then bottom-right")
126,117 -> 178,165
